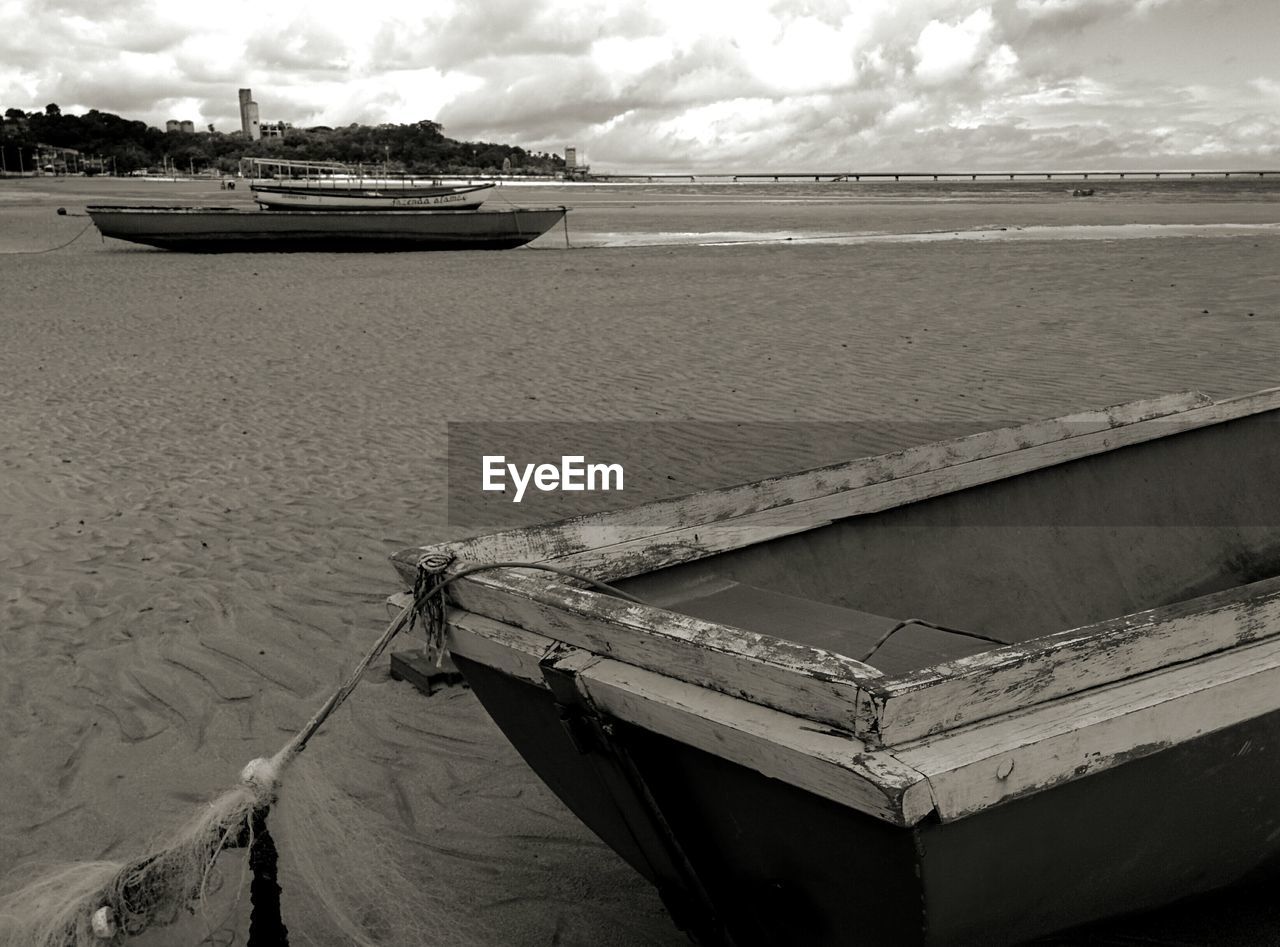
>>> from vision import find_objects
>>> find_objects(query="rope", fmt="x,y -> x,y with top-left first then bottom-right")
62,553 -> 1004,942
277,558 -> 643,767
401,556 -> 1010,675
405,557 -> 646,665
1,215 -> 94,254
860,618 -> 1009,663
488,186 -> 574,250
413,553 -> 453,666
247,809 -> 288,946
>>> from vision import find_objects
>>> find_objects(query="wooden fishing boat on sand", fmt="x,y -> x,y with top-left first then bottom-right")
85,205 -> 567,252
390,386 -> 1280,945
250,181 -> 495,210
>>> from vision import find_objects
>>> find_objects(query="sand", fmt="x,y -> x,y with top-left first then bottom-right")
2,173 -> 1280,945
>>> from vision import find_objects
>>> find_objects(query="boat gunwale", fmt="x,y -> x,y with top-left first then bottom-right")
247,181 -> 496,196
386,383 -> 1280,752
393,386 -> 1280,746
394,388 -> 1220,573
85,203 -> 568,216
419,590 -> 1280,826
432,602 -> 936,826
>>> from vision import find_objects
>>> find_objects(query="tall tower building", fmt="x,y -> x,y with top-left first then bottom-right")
238,88 -> 261,141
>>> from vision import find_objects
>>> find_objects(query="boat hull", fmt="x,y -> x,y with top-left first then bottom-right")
251,182 -> 494,210
457,654 -> 1280,946
85,205 -> 567,252
389,388 -> 1280,944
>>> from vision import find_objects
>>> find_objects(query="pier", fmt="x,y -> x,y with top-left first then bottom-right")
734,170 -> 1280,182
581,169 -> 1279,183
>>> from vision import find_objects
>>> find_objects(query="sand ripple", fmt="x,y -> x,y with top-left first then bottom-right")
1,175 -> 1279,944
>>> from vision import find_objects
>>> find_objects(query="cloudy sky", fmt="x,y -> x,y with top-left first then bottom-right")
1,0 -> 1276,171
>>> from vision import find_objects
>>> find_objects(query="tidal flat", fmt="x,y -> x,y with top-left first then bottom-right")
2,174 -> 1279,945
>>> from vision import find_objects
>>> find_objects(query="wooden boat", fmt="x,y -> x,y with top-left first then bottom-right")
84,205 -> 567,252
390,387 -> 1280,945
250,181 -> 495,210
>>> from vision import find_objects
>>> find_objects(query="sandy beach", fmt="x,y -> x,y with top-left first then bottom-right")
3,174 -> 1280,945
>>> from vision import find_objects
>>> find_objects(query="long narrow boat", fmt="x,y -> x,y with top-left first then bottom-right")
390,387 -> 1280,945
85,205 -> 567,252
250,181 -> 495,210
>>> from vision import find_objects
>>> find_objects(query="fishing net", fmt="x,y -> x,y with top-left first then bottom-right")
0,559 -> 634,947
273,753 -> 450,947
0,750 -> 471,947
0,776 -> 266,947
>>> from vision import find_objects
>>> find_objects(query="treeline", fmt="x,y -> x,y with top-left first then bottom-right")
1,104 -> 565,175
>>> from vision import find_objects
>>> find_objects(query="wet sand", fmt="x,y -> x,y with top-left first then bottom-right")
2,175 -> 1280,945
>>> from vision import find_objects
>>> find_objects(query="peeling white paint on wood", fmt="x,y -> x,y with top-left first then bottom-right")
576,657 -> 935,826
893,634 -> 1280,821
440,604 -> 933,824
387,387 -> 1280,826
444,569 -> 883,732
435,602 -> 1280,828
864,575 -> 1280,745
392,388 -> 1224,581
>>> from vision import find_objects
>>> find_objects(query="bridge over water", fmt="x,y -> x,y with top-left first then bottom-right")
581,169 -> 1279,183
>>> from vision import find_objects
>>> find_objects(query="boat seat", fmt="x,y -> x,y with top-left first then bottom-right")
662,579 -> 992,676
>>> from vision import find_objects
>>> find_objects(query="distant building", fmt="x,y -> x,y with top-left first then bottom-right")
238,88 -> 261,141
180,120 -> 195,134
165,119 -> 179,133
260,121 -> 292,139
35,143 -> 80,173
563,146 -> 590,180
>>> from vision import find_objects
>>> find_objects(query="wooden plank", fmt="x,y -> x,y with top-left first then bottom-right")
430,606 -> 1280,828
576,658 -> 934,826
388,592 -> 558,686
862,576 -> 1280,745
443,570 -> 885,732
389,650 -> 464,696
438,609 -> 934,825
446,609 -> 556,685
540,388 -> 1280,582
392,391 -> 1280,746
391,389 -> 1218,581
392,389 -> 1280,592
386,387 -> 1280,751
894,634 -> 1280,822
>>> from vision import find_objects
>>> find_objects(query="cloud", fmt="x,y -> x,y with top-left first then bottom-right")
0,0 -> 1274,170
1250,77 -> 1280,100
1015,0 -> 1177,28
244,23 -> 352,74
913,8 -> 997,86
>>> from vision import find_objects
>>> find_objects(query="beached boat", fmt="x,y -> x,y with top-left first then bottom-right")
250,181 -> 495,210
390,386 -> 1280,945
84,205 -> 567,252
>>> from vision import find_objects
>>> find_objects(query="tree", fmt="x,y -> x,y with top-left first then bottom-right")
0,103 -> 568,176
106,142 -> 149,172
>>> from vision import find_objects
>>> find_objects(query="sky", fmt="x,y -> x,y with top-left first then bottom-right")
1,0 -> 1277,172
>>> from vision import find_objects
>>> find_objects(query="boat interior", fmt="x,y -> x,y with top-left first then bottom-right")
616,413 -> 1280,676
